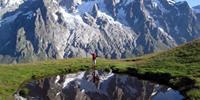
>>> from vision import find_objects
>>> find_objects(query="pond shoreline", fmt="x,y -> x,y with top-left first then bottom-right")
110,67 -> 196,100
15,68 -> 191,100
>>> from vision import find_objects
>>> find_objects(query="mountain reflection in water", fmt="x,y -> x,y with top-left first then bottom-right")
16,70 -> 184,100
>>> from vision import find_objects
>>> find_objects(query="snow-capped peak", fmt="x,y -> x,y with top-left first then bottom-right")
0,0 -> 24,9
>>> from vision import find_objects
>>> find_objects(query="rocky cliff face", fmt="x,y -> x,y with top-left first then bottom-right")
15,70 -> 184,100
0,0 -> 200,63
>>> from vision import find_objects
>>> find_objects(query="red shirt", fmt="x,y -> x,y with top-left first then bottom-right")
91,53 -> 96,60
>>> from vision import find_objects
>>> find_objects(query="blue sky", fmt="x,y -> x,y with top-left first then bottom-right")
176,0 -> 200,7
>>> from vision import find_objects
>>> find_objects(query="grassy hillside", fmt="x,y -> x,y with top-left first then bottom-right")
0,39 -> 200,99
129,39 -> 200,99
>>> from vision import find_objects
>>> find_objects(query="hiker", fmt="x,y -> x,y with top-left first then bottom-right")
91,53 -> 99,85
91,53 -> 97,65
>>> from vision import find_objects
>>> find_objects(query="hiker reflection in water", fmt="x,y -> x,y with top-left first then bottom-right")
91,53 -> 100,88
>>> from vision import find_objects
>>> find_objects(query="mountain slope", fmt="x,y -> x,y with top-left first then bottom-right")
0,39 -> 200,99
193,5 -> 200,14
0,0 -> 200,63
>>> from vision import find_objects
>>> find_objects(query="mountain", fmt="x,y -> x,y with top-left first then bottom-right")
0,0 -> 200,63
193,5 -> 200,14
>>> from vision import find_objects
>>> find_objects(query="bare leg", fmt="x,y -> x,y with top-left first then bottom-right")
93,64 -> 96,83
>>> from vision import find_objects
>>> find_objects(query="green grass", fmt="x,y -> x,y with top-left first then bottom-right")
1,39 -> 200,99
0,58 -> 131,99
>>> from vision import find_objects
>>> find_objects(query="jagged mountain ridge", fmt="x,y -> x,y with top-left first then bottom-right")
0,0 -> 200,63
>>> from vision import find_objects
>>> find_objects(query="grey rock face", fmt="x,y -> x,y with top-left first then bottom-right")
0,0 -> 200,63
16,70 -> 184,100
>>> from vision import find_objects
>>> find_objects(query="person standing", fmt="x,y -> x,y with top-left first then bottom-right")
91,53 -> 97,65
91,53 -> 99,85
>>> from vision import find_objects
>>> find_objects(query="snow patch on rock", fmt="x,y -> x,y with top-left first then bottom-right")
52,13 -> 58,21
158,27 -> 175,42
55,75 -> 60,84
167,0 -> 175,5
97,10 -> 123,26
63,71 -> 85,88
152,89 -> 183,100
0,0 -> 24,9
59,7 -> 86,25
